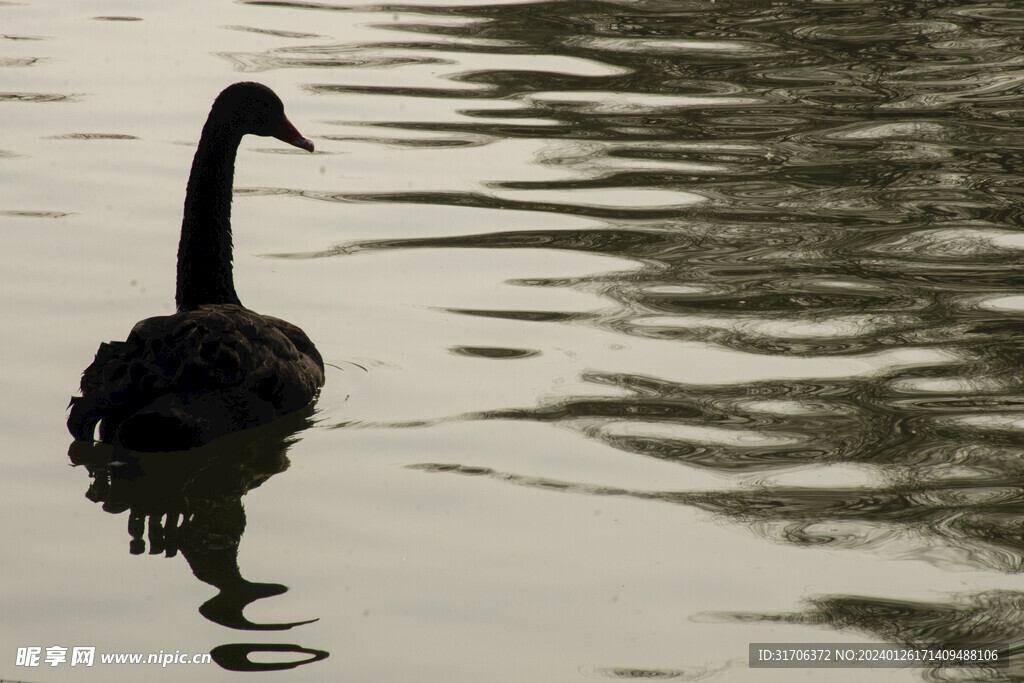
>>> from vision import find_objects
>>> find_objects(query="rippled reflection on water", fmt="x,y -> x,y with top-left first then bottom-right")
256,1 -> 1024,677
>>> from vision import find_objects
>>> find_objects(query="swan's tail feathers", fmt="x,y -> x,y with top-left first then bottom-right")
79,341 -> 129,392
67,395 -> 103,442
68,340 -> 132,443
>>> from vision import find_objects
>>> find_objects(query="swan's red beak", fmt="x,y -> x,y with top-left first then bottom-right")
273,116 -> 314,152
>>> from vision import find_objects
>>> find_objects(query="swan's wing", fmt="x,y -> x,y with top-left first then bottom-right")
259,313 -> 324,374
69,305 -> 324,448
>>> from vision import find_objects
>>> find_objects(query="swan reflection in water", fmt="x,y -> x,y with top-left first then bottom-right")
68,410 -> 328,673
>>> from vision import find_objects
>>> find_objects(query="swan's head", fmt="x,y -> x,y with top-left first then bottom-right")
215,82 -> 315,153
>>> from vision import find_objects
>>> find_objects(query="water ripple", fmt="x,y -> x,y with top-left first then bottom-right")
186,2 -> 1024,677
0,91 -> 78,103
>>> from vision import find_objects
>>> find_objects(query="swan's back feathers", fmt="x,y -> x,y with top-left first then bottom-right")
70,304 -> 324,451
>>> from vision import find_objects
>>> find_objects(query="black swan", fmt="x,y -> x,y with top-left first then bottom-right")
68,82 -> 324,451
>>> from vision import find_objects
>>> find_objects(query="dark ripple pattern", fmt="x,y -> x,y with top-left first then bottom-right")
249,1 -> 1024,678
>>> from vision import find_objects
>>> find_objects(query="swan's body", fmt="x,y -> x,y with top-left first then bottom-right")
68,82 -> 323,451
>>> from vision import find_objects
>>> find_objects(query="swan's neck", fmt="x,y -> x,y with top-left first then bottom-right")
175,115 -> 243,311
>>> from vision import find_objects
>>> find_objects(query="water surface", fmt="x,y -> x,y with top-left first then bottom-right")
6,0 -> 1024,680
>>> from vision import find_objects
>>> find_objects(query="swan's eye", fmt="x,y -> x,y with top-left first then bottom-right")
245,97 -> 278,134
